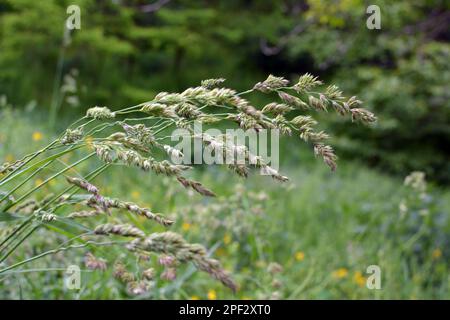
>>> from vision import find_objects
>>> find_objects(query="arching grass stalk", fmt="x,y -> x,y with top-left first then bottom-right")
0,164 -> 110,254
0,240 -> 121,275
0,104 -> 140,185
0,74 -> 377,292
0,140 -> 60,185
0,118 -> 94,184
0,158 -> 56,204
0,116 -> 150,202
0,214 -> 35,253
0,223 -> 40,263
42,163 -> 111,212
5,152 -> 96,211
0,145 -> 85,189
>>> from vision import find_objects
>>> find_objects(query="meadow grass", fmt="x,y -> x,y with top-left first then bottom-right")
1,106 -> 449,299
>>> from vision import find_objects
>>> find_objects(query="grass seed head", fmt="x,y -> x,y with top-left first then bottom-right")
201,78 -> 226,89
314,144 -> 338,171
253,74 -> 289,93
86,106 -> 115,119
94,223 -> 145,238
262,103 -> 293,115
68,210 -> 102,219
351,108 -> 377,123
278,92 -> 309,109
293,73 -> 323,92
60,128 -> 83,145
85,252 -> 107,271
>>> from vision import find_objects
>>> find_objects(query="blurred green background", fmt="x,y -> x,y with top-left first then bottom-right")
1,0 -> 449,182
1,0 -> 450,299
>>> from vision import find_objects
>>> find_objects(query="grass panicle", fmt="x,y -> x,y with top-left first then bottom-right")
0,73 -> 376,292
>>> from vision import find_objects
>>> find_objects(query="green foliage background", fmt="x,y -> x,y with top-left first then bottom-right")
1,0 -> 449,182
0,0 -> 450,299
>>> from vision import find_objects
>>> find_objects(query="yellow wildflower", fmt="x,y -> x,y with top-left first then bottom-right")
182,222 -> 191,231
353,271 -> 366,287
432,248 -> 442,259
5,154 -> 14,162
295,251 -> 305,262
332,268 -> 348,279
207,289 -> 217,300
32,131 -> 43,141
131,191 -> 141,200
190,296 -> 200,300
223,233 -> 231,245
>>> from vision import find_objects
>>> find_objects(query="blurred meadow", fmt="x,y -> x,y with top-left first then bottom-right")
0,0 -> 449,299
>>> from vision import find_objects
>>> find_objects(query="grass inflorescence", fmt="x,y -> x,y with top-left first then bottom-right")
0,74 -> 376,293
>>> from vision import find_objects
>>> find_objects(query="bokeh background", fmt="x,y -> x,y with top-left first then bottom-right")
1,0 -> 449,299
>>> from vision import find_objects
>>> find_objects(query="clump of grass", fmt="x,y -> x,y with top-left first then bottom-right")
0,74 -> 376,293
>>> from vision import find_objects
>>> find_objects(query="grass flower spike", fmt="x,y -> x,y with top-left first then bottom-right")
0,73 -> 376,293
